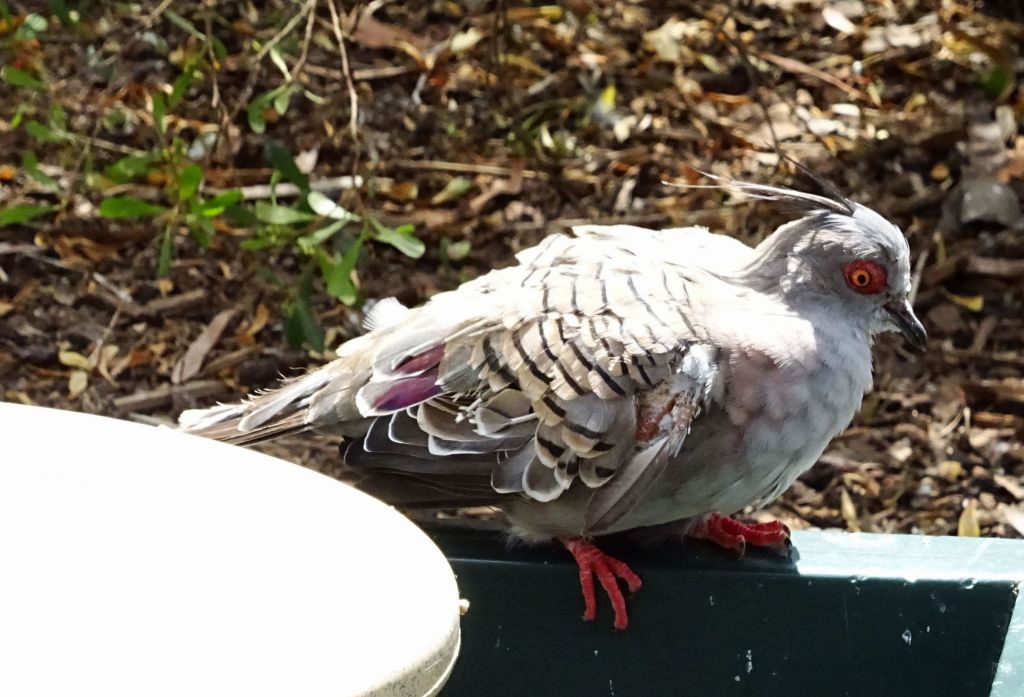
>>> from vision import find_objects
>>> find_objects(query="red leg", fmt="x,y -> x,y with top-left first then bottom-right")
560,538 -> 642,630
688,513 -> 790,555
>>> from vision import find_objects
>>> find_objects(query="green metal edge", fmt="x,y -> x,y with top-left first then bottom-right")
788,531 -> 1024,582
992,589 -> 1024,697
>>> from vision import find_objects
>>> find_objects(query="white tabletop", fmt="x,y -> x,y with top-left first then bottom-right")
0,403 -> 461,697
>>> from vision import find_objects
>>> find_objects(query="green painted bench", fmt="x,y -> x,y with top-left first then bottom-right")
431,527 -> 1024,697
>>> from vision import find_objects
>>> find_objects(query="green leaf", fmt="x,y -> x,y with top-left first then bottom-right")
254,201 -> 314,225
247,91 -> 274,134
269,46 -> 290,78
303,89 -> 327,105
2,66 -> 46,91
10,103 -> 28,129
164,9 -> 205,40
0,203 -> 57,228
105,153 -> 157,183
98,196 -> 166,219
263,141 -> 309,191
25,120 -> 66,143
49,0 -> 75,27
273,84 -> 295,116
152,92 -> 167,136
224,201 -> 257,227
370,220 -> 424,258
307,191 -> 359,221
211,37 -> 228,60
199,190 -> 243,217
323,237 -> 363,304
23,13 -> 47,33
22,151 -> 59,192
157,224 -> 174,277
240,235 -> 280,251
177,163 -> 203,201
979,65 -> 1013,101
431,176 -> 473,204
297,219 -> 347,255
187,215 -> 214,247
49,103 -> 67,129
284,270 -> 324,351
168,71 -> 193,109
444,239 -> 472,261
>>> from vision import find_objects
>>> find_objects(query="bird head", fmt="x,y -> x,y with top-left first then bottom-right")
683,173 -> 927,352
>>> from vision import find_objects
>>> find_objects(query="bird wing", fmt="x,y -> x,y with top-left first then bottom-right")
179,229 -> 726,532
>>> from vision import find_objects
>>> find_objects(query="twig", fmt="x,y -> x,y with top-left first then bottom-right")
221,0 -> 320,154
326,0 -> 360,146
326,0 -> 365,211
908,245 -> 929,306
290,0 -> 319,81
113,379 -> 230,413
203,13 -> 222,110
253,0 -> 320,67
91,272 -> 134,306
757,51 -> 868,101
223,175 -> 365,200
304,63 -> 416,81
141,0 -> 174,28
390,159 -> 547,179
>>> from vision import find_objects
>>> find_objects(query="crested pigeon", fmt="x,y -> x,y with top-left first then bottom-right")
179,177 -> 926,629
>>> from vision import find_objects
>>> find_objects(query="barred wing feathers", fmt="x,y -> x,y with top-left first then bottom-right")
179,226 -> 723,532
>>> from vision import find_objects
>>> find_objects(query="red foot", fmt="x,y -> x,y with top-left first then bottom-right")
689,513 -> 790,554
561,538 -> 643,630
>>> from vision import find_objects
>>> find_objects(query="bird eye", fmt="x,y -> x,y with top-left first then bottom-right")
843,260 -> 887,294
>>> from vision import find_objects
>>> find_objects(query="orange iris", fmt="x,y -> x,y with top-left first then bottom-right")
843,260 -> 887,294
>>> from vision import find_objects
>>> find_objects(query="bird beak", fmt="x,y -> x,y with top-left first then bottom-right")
884,299 -> 927,353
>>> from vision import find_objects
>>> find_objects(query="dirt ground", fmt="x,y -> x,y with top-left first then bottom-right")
2,1 -> 1023,538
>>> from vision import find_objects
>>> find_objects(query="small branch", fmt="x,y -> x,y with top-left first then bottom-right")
326,0 -> 360,146
224,175 -> 365,200
221,0 -> 320,153
289,0 -> 319,81
253,0 -> 320,67
141,0 -> 174,28
390,159 -> 548,179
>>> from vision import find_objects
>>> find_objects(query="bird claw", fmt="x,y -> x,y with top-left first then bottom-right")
561,538 -> 642,630
689,513 -> 791,555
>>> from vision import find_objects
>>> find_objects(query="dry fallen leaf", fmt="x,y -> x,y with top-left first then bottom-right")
958,499 -> 981,537
68,370 -> 88,397
936,460 -> 964,482
58,349 -> 92,371
450,28 -> 484,54
378,180 -> 419,202
999,504 -> 1024,537
171,308 -> 237,385
643,17 -> 703,63
239,303 -> 270,344
96,344 -> 120,384
822,7 -> 857,34
941,289 -> 984,313
993,474 -> 1024,501
6,391 -> 36,406
349,13 -> 428,51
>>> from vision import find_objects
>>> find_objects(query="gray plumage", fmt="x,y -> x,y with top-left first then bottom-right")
179,177 -> 925,542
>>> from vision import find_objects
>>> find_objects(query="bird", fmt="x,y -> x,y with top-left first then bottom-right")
179,175 -> 926,630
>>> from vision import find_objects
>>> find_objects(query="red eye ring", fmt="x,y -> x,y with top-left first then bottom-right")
843,260 -> 887,294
